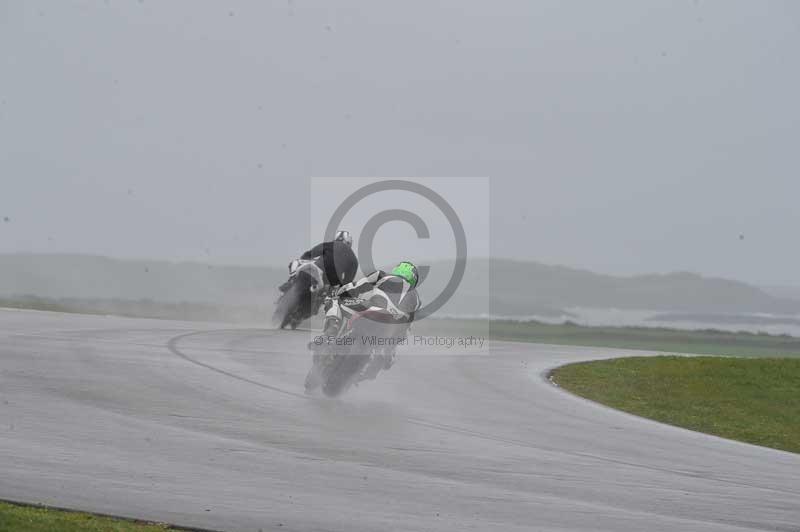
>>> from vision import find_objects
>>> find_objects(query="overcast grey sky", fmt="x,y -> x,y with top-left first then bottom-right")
1,1 -> 798,284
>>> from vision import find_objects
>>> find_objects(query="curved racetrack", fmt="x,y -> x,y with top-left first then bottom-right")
1,309 -> 798,531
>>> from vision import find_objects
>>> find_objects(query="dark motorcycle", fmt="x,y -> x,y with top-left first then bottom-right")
272,259 -> 326,330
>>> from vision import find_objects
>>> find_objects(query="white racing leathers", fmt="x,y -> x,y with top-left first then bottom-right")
337,270 -> 421,321
334,270 -> 421,373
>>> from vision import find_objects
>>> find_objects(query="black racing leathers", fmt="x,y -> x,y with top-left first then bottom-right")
301,241 -> 358,288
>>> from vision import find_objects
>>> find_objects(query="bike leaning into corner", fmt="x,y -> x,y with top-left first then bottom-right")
272,231 -> 357,330
304,261 -> 421,397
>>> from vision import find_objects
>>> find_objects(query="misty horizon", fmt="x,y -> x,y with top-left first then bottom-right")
3,249 -> 799,290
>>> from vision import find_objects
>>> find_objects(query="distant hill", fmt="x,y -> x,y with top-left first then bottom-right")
1,254 -> 799,317
0,254 -> 285,306
424,259 -> 800,316
529,262 -> 800,313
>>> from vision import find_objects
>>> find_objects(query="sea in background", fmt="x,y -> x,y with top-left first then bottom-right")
445,307 -> 800,337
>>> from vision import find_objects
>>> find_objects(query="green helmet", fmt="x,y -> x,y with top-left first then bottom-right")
391,261 -> 419,287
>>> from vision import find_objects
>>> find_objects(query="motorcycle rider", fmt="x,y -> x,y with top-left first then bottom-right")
279,231 -> 358,321
316,261 -> 421,376
300,230 -> 353,262
282,231 -> 358,290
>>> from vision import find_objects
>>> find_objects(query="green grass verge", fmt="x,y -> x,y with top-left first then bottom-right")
551,356 -> 800,454
0,501 -> 174,532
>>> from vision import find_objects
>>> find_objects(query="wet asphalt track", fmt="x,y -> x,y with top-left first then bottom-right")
1,309 -> 798,531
